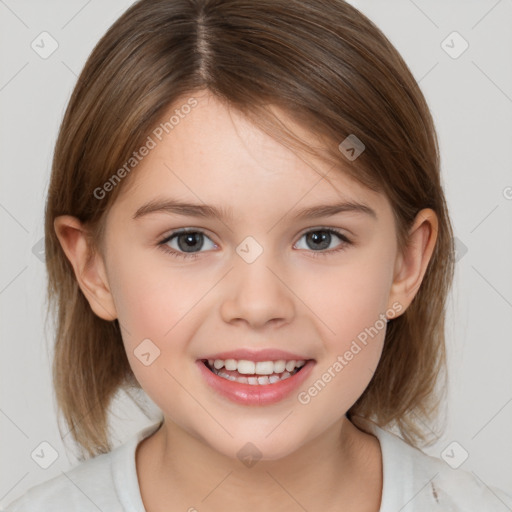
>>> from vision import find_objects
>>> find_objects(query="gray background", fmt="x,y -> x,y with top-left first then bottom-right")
1,0 -> 511,506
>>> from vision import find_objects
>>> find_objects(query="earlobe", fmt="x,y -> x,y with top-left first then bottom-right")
387,208 -> 438,314
53,215 -> 118,321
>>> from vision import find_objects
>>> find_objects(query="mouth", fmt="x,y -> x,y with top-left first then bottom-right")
196,357 -> 317,406
200,358 -> 311,386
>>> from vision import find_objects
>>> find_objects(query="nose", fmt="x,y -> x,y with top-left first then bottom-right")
219,250 -> 295,329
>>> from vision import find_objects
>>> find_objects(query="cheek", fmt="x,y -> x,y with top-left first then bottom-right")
292,249 -> 392,408
108,243 -> 201,335
106,251 -> 214,430
107,249 -> 213,375
295,247 -> 393,343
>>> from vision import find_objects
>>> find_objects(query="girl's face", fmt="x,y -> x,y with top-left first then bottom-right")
88,91 -> 417,460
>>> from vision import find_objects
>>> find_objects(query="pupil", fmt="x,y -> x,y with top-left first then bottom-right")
308,231 -> 330,250
178,232 -> 202,253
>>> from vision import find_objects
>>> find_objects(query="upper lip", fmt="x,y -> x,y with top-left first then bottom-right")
199,349 -> 314,362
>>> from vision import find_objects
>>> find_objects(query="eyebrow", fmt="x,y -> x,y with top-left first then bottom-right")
132,197 -> 377,221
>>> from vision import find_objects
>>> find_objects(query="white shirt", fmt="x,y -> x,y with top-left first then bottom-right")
3,418 -> 511,511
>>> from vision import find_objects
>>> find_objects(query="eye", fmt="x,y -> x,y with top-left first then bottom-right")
294,227 -> 352,257
157,227 -> 352,260
158,229 -> 217,260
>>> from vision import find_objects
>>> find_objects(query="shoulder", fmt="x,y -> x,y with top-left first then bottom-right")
2,420 -> 163,512
2,449 -> 120,512
353,417 -> 512,511
407,443 -> 512,510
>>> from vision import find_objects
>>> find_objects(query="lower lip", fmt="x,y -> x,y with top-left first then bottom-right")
196,359 -> 315,406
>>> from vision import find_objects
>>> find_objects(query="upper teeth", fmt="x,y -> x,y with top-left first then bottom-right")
208,359 -> 306,375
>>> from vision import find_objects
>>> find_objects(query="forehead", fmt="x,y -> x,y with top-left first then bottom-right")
110,91 -> 390,222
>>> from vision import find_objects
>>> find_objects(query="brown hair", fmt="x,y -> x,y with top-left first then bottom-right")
45,0 -> 455,459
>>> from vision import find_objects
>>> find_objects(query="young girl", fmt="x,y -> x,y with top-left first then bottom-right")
4,0 -> 511,510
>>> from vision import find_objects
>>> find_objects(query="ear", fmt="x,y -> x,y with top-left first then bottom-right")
53,215 -> 117,321
387,208 -> 438,316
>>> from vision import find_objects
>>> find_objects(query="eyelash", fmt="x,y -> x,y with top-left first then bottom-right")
157,227 -> 352,260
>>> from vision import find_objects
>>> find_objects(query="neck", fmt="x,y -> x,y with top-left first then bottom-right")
136,415 -> 383,512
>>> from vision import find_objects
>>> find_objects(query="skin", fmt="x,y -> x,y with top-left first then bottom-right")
54,90 -> 438,511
